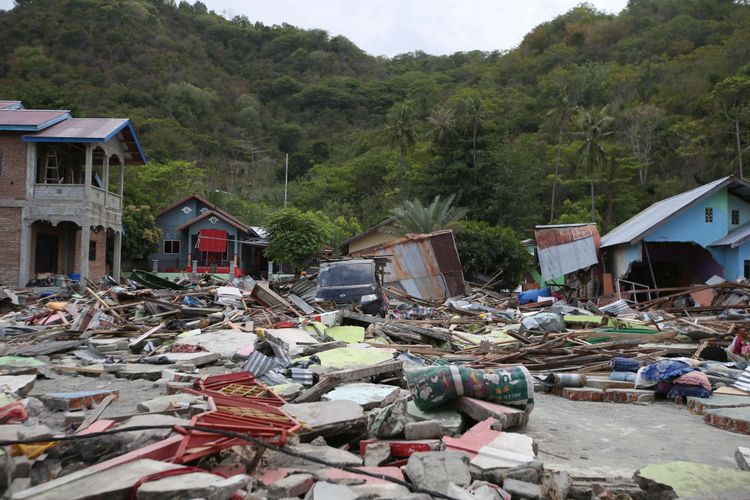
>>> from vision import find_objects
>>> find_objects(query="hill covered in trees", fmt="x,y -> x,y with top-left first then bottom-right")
2,0 -> 750,239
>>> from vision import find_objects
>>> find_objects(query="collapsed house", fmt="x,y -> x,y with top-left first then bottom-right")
0,100 -> 146,286
533,223 -> 602,298
600,176 -> 750,300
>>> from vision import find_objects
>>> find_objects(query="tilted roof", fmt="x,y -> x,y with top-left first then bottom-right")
0,109 -> 70,131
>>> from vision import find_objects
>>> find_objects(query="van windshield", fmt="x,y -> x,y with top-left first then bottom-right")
317,262 -> 375,287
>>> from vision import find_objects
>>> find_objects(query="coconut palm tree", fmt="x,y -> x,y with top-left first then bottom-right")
463,97 -> 483,170
545,91 -> 574,222
426,105 -> 456,148
387,194 -> 468,235
385,103 -> 416,202
574,105 -> 614,223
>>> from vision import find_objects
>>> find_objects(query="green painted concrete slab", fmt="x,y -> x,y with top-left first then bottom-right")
326,326 -> 365,343
637,461 -> 750,499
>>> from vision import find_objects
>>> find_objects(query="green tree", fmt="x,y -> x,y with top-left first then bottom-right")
121,204 -> 161,266
262,207 -> 333,273
710,76 -> 750,177
452,220 -> 531,290
388,194 -> 467,235
426,105 -> 456,148
545,90 -> 574,222
574,105 -> 613,222
385,103 -> 416,202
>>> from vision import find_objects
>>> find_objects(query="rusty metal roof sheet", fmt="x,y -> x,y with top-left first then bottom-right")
351,229 -> 466,301
0,109 -> 70,131
534,224 -> 601,281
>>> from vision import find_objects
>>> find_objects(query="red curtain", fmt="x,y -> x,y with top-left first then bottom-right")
198,229 -> 227,253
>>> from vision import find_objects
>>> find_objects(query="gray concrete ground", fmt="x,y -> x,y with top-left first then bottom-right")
525,392 -> 750,478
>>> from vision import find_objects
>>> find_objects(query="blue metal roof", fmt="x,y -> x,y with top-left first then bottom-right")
709,220 -> 750,248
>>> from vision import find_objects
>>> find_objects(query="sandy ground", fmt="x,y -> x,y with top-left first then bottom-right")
525,392 -> 750,478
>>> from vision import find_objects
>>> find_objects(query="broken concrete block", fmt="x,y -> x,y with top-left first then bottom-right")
268,473 -> 315,499
479,461 -> 543,485
447,482 -> 480,500
470,481 -> 511,500
282,400 -> 366,440
304,481 -> 357,500
114,364 -> 167,381
17,424 -> 53,441
502,478 -> 542,499
737,446 -> 750,471
636,461 -> 750,499
403,451 -> 472,495
407,400 -> 463,435
136,472 -> 252,500
13,459 -> 185,499
404,419 -> 443,440
455,396 -> 529,429
0,374 -> 36,396
541,471 -> 572,500
351,482 -> 411,497
174,329 -> 257,358
322,382 -> 399,410
470,432 -> 536,470
369,396 -> 408,439
364,442 -> 391,466
265,443 -> 363,468
40,389 -> 119,411
136,393 -> 201,413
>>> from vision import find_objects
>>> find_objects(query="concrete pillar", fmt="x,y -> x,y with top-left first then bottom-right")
268,261 -> 273,281
84,145 -> 93,196
103,156 -> 110,190
79,222 -> 90,283
113,230 -> 122,282
25,143 -> 36,197
118,159 -> 125,197
18,213 -> 31,287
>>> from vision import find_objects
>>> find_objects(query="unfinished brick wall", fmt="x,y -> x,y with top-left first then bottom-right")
0,133 -> 28,200
88,229 -> 107,282
0,208 -> 22,286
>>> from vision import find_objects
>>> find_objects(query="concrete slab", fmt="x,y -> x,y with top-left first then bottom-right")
13,459 -> 185,499
407,400 -> 463,435
313,346 -> 395,370
403,451 -> 472,496
265,443 -> 363,468
174,329 -> 257,358
0,374 -> 36,396
636,461 -> 750,499
687,394 -> 750,415
322,382 -> 399,410
153,351 -> 220,366
114,364 -> 170,381
136,472 -> 251,500
282,400 -> 366,439
325,326 -> 365,343
136,393 -> 202,413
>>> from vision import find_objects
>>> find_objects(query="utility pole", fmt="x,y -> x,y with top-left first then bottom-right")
284,153 -> 288,208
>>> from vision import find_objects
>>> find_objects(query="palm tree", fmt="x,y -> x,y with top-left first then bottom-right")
463,97 -> 483,170
545,91 -> 573,222
385,103 -> 416,202
426,105 -> 456,148
387,194 -> 468,235
574,105 -> 614,223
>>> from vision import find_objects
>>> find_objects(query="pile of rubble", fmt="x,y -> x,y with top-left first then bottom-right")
1,273 -> 750,499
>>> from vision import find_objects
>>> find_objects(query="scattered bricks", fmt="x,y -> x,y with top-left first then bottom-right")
364,442 -> 391,466
736,446 -> 750,471
502,478 -> 542,499
603,388 -> 655,403
268,473 -> 314,499
703,407 -> 750,435
404,420 -> 443,440
561,387 -> 603,402
40,389 -> 119,411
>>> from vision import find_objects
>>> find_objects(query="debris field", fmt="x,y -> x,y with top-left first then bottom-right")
1,274 -> 750,499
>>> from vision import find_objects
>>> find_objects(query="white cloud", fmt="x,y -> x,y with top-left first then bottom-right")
0,0 -> 629,56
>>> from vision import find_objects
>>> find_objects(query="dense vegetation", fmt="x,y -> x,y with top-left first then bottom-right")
2,0 -> 750,261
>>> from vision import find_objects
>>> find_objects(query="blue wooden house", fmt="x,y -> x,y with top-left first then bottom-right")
148,194 -> 268,276
601,176 -> 750,292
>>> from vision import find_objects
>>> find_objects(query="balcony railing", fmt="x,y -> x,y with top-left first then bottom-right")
31,184 -> 121,211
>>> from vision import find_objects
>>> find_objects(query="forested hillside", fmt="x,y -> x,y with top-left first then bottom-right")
2,0 -> 750,238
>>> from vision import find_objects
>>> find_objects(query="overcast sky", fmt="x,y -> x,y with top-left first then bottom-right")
0,0 -> 629,56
